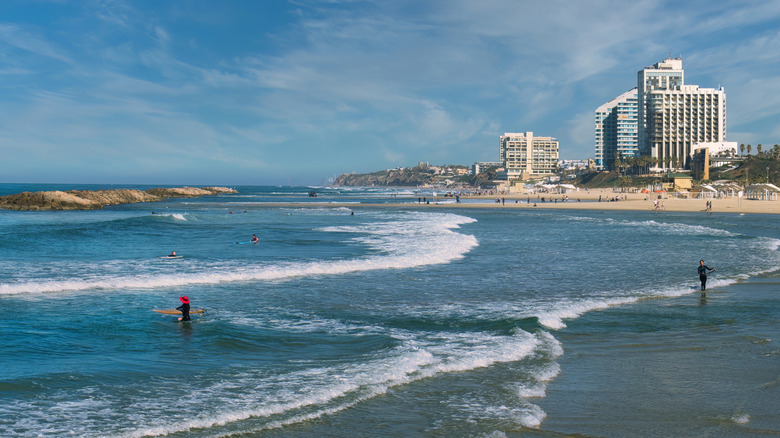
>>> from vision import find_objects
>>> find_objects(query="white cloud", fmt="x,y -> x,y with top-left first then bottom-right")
3,0 -> 780,183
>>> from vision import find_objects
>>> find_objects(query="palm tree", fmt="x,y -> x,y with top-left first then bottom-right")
747,144 -> 752,156
615,153 -> 624,176
640,156 -> 647,174
740,143 -> 746,156
757,144 -> 763,158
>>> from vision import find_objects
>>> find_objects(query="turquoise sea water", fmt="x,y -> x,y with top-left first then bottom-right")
0,185 -> 778,437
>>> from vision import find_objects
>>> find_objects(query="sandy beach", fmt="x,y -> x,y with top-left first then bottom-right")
258,187 -> 780,215
451,188 -> 780,214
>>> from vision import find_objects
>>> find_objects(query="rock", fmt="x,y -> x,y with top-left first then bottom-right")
0,186 -> 237,211
201,186 -> 238,194
0,191 -> 97,211
70,189 -> 163,206
145,186 -> 237,198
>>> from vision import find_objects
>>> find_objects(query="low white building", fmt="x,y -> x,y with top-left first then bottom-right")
693,141 -> 738,156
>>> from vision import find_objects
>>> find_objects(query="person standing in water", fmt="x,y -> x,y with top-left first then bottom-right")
176,296 -> 191,321
698,260 -> 716,294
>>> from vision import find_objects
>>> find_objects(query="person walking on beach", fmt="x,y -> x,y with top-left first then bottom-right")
176,296 -> 191,322
698,260 -> 716,294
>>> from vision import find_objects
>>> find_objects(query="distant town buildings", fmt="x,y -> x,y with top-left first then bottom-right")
596,57 -> 727,171
498,132 -> 559,180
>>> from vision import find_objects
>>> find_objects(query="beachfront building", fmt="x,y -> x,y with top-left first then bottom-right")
595,88 -> 638,170
471,161 -> 502,176
692,141 -> 738,157
637,57 -> 727,170
498,132 -> 559,180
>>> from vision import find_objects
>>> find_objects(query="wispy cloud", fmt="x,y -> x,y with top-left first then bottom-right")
1,0 -> 779,183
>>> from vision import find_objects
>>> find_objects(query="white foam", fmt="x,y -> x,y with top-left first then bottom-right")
110,329 -> 551,437
564,215 -> 737,236
536,297 -> 638,329
0,212 -> 479,296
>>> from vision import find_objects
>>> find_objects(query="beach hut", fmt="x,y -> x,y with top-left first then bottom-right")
693,184 -> 717,199
745,183 -> 780,201
710,181 -> 742,198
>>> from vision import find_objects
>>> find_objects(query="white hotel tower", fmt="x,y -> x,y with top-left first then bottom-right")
637,57 -> 726,170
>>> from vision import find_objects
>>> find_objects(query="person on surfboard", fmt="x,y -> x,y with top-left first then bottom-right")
698,260 -> 715,293
168,251 -> 177,257
176,296 -> 191,321
252,234 -> 259,243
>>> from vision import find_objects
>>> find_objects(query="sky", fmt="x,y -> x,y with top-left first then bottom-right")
1,0 -> 779,185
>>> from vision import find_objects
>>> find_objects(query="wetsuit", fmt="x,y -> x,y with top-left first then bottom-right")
698,264 -> 714,291
176,303 -> 191,321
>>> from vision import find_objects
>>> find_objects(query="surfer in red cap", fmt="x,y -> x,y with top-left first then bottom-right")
176,296 -> 191,321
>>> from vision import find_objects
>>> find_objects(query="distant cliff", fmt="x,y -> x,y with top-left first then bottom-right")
0,186 -> 237,211
333,169 -> 436,187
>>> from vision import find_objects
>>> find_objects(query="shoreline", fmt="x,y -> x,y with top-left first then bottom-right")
1,184 -> 778,214
529,273 -> 780,436
250,197 -> 780,215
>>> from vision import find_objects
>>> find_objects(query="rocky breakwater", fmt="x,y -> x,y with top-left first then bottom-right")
0,186 -> 237,211
145,186 -> 237,198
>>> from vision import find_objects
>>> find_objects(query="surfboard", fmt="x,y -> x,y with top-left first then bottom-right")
234,241 -> 258,244
153,308 -> 206,315
158,256 -> 183,259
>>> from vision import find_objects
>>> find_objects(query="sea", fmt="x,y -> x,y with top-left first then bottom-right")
0,184 -> 778,437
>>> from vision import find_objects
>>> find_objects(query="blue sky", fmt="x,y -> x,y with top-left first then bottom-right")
1,0 -> 779,185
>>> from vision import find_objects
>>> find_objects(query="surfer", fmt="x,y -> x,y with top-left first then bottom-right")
176,296 -> 191,321
168,250 -> 177,257
252,234 -> 259,243
698,260 -> 716,293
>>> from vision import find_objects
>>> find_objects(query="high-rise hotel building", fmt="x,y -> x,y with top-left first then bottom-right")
595,88 -> 638,170
596,57 -> 726,171
499,132 -> 559,180
638,57 -> 726,169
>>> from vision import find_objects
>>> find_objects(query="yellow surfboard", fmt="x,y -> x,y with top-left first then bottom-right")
153,308 -> 206,315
